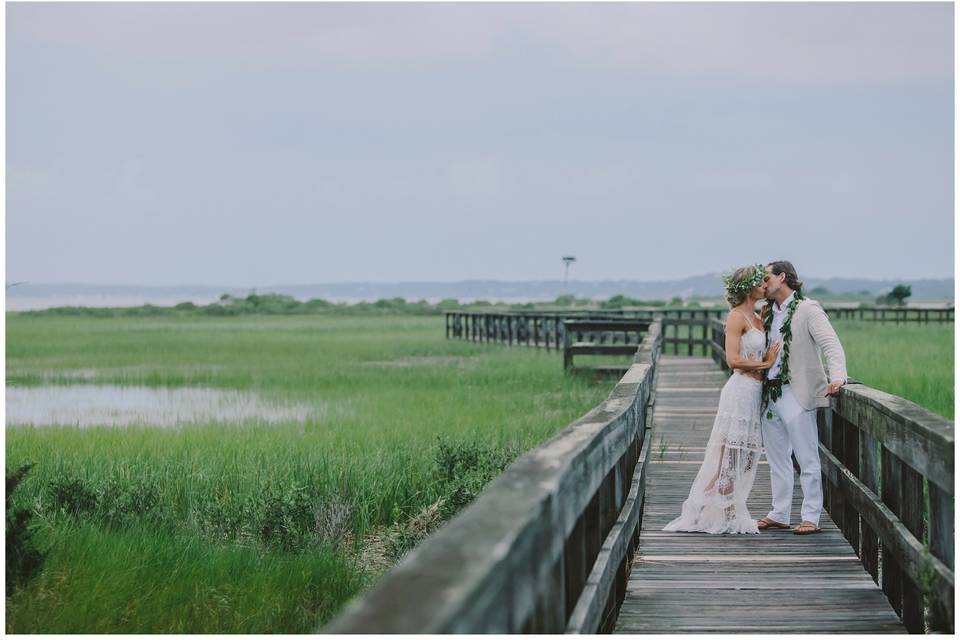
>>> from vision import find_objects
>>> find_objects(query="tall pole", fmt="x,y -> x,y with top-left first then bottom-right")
561,256 -> 576,295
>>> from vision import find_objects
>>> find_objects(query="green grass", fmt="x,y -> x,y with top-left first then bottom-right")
832,320 -> 954,419
5,521 -> 365,634
6,314 -> 610,633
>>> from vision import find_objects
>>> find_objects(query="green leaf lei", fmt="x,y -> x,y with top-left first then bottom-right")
761,290 -> 805,418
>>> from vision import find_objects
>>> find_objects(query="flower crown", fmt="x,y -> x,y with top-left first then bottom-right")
721,264 -> 766,295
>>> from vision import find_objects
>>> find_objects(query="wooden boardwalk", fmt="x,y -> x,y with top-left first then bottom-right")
615,356 -> 905,634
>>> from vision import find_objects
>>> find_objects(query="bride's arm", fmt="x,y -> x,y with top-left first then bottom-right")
724,313 -> 779,371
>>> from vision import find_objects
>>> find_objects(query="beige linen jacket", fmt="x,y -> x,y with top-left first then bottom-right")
780,298 -> 848,410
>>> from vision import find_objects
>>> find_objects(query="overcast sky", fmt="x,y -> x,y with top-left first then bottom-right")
6,2 -> 954,286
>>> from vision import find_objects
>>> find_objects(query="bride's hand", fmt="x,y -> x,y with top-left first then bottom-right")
763,340 -> 781,367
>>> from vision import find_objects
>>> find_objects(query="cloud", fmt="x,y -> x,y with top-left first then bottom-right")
8,3 -> 952,82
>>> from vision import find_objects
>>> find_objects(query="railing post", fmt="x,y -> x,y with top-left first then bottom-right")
830,413 -> 845,534
880,447 -> 904,617
928,482 -> 955,632
900,465 -> 926,633
532,555 -> 566,633
564,516 -> 586,620
859,428 -> 881,583
842,417 -> 861,550
584,491 -> 602,585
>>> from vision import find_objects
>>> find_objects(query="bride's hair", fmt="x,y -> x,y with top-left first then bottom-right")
724,265 -> 761,307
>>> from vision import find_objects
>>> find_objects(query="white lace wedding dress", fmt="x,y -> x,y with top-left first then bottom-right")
662,319 -> 765,534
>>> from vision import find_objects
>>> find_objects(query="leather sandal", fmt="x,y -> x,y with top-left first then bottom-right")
757,517 -> 790,530
793,521 -> 822,535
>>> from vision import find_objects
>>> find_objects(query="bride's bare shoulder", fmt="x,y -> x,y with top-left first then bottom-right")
724,309 -> 746,331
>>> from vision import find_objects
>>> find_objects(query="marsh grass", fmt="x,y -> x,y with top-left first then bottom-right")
832,320 -> 954,419
4,520 -> 366,634
6,314 -> 609,632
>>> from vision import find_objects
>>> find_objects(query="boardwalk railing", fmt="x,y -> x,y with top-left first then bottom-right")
707,318 -> 955,634
710,317 -> 731,374
445,309 -> 723,356
444,307 -> 954,350
321,321 -> 663,634
820,389 -> 954,633
825,307 -> 954,323
562,319 -> 652,372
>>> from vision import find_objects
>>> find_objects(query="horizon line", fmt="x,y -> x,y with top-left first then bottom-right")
5,274 -> 955,290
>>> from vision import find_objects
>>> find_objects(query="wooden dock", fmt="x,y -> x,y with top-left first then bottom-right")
615,356 -> 905,634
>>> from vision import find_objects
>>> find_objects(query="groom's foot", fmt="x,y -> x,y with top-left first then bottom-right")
757,517 -> 790,530
793,521 -> 822,535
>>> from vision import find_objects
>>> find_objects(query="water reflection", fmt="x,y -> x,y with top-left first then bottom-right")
6,385 -> 313,428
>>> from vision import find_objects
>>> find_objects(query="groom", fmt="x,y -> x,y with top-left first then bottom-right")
756,261 -> 848,535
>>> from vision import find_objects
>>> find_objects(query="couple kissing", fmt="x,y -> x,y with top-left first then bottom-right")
663,260 -> 848,536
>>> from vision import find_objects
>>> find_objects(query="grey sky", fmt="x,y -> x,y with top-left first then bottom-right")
6,2 -> 954,286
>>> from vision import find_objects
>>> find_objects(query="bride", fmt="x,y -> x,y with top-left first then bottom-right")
662,264 -> 781,534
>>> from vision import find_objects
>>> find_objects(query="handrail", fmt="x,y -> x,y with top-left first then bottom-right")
562,319 -> 653,372
444,307 -> 954,349
444,310 -> 721,354
320,321 -> 663,633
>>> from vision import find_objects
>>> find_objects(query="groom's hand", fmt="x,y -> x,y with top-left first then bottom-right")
825,380 -> 844,397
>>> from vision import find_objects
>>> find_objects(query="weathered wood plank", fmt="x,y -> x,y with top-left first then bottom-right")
833,385 -> 954,493
570,343 -> 640,356
860,429 -> 881,583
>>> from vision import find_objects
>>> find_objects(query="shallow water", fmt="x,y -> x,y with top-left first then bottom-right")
5,384 -> 314,428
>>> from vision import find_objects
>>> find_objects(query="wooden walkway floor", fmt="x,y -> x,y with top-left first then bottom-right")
614,356 -> 905,634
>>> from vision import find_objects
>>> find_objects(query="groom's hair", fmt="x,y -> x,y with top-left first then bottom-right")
767,260 -> 804,292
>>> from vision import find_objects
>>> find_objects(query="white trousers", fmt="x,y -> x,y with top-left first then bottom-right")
761,384 -> 823,527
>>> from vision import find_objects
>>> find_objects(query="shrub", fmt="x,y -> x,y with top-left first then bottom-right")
95,478 -> 164,529
436,298 -> 461,310
47,475 -> 98,517
194,486 -> 353,553
6,462 -> 44,595
303,298 -> 334,310
432,437 -> 523,519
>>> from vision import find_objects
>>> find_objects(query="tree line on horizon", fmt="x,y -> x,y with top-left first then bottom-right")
12,284 -> 927,318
